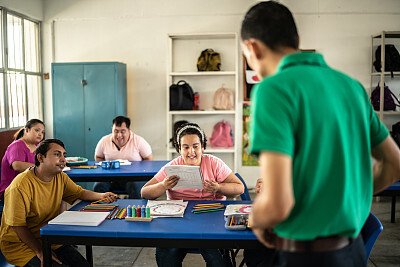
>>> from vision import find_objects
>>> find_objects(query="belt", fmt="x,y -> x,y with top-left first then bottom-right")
275,235 -> 357,253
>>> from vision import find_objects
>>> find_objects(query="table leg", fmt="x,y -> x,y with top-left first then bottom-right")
86,245 -> 93,266
42,237 -> 52,267
391,196 -> 396,223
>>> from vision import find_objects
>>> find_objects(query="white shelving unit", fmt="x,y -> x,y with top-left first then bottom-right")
370,31 -> 400,130
166,33 -> 239,171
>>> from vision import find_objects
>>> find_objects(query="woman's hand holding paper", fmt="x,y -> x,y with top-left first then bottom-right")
163,175 -> 180,190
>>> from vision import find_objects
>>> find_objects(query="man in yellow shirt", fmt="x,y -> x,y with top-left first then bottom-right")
0,139 -> 118,267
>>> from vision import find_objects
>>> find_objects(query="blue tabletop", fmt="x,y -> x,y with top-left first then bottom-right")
40,199 -> 257,241
66,160 -> 169,178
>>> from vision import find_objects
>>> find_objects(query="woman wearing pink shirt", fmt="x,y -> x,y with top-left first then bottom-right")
141,123 -> 244,267
0,119 -> 45,201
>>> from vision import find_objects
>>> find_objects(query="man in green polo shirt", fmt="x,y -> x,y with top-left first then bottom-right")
241,2 -> 400,266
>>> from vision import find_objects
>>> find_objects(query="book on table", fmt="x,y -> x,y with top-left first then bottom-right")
164,165 -> 203,190
48,211 -> 109,226
147,200 -> 188,218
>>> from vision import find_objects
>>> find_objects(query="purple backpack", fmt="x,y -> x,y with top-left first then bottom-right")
371,83 -> 400,111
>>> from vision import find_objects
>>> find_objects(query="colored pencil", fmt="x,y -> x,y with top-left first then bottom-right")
192,208 -> 224,214
70,166 -> 98,169
108,208 -> 118,219
192,207 -> 224,212
193,205 -> 224,210
91,198 -> 108,204
195,203 -> 223,207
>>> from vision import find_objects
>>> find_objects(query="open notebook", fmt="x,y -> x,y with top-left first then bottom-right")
48,211 -> 109,226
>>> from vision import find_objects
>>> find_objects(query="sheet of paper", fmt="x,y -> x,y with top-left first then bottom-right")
48,211 -> 109,226
147,200 -> 188,218
165,165 -> 203,190
224,204 -> 253,216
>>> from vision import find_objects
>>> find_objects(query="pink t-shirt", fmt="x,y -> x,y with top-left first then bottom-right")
0,140 -> 36,197
154,154 -> 232,200
94,132 -> 152,161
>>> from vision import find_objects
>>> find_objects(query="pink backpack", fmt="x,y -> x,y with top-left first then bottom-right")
209,120 -> 234,148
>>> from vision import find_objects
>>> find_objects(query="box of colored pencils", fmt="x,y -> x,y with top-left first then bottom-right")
191,203 -> 225,214
224,214 -> 248,230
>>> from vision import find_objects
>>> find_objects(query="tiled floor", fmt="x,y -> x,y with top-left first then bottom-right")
76,196 -> 400,267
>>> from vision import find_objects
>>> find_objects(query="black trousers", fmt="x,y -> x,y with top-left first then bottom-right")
244,235 -> 366,267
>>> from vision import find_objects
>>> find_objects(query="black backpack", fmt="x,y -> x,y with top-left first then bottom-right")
170,120 -> 188,145
373,44 -> 400,77
370,83 -> 400,111
391,121 -> 400,148
169,80 -> 194,110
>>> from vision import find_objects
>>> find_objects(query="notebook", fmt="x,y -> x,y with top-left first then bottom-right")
48,211 -> 109,226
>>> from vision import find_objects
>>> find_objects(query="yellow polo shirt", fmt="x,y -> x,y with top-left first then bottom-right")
0,169 -> 84,266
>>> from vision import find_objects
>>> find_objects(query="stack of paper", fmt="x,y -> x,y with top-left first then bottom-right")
147,200 -> 188,218
48,211 -> 109,226
164,165 -> 203,190
224,204 -> 253,216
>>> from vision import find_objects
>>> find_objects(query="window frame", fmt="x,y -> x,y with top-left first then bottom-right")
0,7 -> 42,130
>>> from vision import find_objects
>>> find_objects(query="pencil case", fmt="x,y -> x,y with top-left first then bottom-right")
224,214 -> 248,231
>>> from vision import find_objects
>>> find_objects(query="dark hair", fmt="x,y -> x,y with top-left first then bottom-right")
173,123 -> 207,152
241,1 -> 299,51
35,139 -> 65,166
14,119 -> 45,141
113,116 -> 130,129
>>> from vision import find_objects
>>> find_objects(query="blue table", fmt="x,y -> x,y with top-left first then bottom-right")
40,199 -> 262,267
66,160 -> 169,182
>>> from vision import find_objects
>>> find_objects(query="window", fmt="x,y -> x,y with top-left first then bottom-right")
0,8 -> 42,129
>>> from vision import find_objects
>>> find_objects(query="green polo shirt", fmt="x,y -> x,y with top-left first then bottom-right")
249,52 -> 388,240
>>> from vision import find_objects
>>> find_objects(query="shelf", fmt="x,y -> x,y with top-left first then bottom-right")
372,31 -> 400,39
382,111 -> 400,115
168,148 -> 235,154
169,32 -> 237,40
169,110 -> 235,115
371,72 -> 400,76
167,32 -> 239,171
170,71 -> 236,76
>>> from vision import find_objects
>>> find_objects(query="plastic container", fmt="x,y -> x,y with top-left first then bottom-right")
224,214 -> 248,231
101,161 -> 111,169
111,161 -> 120,169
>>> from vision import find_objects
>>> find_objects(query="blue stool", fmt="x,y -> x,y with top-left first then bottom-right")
375,181 -> 400,223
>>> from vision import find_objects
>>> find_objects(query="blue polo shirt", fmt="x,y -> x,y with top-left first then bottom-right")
250,52 -> 388,240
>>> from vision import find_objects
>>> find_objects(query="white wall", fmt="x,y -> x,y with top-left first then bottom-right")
36,0 -> 400,187
0,0 -> 43,20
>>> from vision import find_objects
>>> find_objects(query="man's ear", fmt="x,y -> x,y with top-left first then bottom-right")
246,39 -> 264,60
37,153 -> 45,164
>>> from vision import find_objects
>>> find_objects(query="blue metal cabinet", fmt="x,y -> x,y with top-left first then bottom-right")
52,62 -> 127,161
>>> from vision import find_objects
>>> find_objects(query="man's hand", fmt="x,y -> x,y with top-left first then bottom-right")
37,250 -> 63,267
101,192 -> 119,203
255,179 -> 263,194
203,180 -> 220,193
162,175 -> 180,190
252,227 -> 276,248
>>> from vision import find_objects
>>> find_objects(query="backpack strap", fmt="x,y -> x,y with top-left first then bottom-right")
388,89 -> 400,107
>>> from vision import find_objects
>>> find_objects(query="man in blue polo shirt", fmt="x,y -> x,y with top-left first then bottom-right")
241,2 -> 400,266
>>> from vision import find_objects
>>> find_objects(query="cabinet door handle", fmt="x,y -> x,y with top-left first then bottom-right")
81,80 -> 87,86
88,128 -> 91,131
